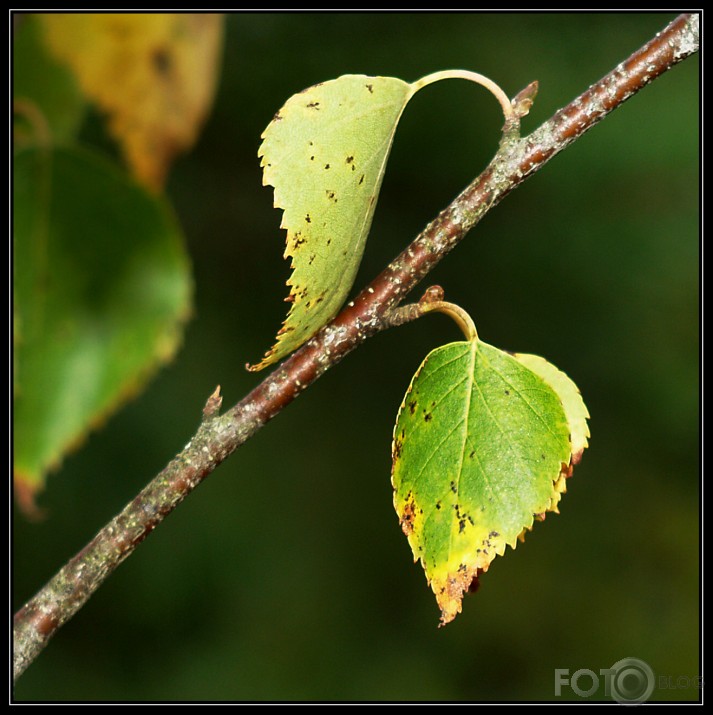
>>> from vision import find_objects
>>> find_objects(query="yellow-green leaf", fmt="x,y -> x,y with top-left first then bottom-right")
36,13 -> 224,190
249,74 -> 414,370
391,338 -> 589,624
249,69 -> 517,372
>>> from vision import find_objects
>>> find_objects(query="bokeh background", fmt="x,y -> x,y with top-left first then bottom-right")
13,12 -> 699,702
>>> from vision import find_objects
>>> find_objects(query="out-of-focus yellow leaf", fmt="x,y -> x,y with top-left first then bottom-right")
38,13 -> 224,190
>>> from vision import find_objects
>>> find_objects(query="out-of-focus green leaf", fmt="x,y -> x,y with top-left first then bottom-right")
391,338 -> 588,624
13,145 -> 192,511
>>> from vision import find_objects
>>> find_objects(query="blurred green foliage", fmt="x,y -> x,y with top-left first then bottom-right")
13,12 -> 699,702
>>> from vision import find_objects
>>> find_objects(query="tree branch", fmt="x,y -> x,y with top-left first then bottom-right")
13,12 -> 699,683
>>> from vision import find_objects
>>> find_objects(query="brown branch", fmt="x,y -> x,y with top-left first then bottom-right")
13,12 -> 699,683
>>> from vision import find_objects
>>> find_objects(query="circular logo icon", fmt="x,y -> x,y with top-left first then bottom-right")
609,657 -> 655,704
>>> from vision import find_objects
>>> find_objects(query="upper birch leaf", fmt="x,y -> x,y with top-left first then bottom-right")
391,338 -> 589,625
249,70 -> 520,371
248,75 -> 414,370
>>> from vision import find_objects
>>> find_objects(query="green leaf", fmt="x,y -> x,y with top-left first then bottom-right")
13,145 -> 192,510
391,339 -> 588,624
248,74 -> 414,370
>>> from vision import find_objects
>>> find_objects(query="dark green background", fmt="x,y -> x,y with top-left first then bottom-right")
13,12 -> 700,702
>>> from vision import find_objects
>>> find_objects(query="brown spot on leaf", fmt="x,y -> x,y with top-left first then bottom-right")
305,214 -> 311,223
399,499 -> 417,536
365,83 -> 374,93
393,436 -> 403,459
358,174 -> 365,185
408,400 -> 417,414
306,101 -> 320,109
346,155 -> 354,164
151,46 -> 171,75
324,163 -> 331,170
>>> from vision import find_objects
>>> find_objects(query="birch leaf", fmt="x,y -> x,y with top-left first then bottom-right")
248,74 -> 414,370
391,338 -> 589,624
249,69 -> 516,371
37,12 -> 224,190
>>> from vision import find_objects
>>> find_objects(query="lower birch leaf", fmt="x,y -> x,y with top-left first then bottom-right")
391,339 -> 588,625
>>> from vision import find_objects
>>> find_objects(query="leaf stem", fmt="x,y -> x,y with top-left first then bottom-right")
412,69 -> 516,124
385,286 -> 478,342
419,301 -> 478,343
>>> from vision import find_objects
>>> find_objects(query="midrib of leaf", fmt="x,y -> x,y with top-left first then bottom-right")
468,349 -> 540,531
448,339 -> 477,561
